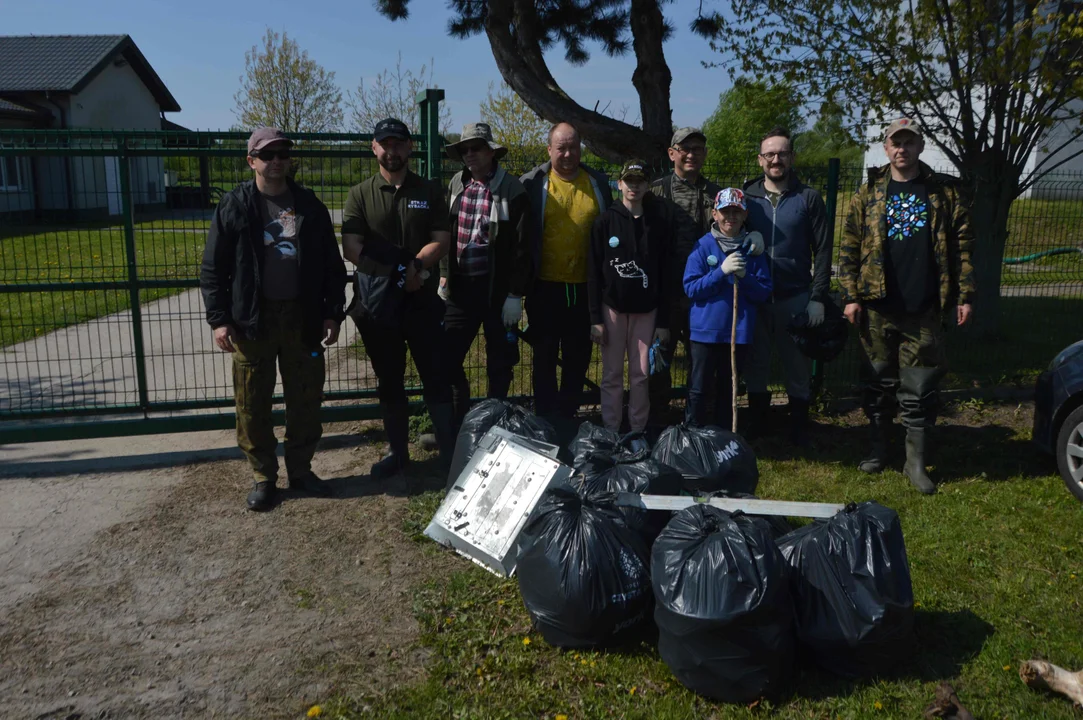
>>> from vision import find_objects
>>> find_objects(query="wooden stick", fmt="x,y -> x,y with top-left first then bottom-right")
731,280 -> 739,433
1020,660 -> 1083,707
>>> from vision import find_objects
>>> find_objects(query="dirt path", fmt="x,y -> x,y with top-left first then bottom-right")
0,424 -> 454,719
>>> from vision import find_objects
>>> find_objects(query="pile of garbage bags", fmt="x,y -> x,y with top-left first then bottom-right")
446,399 -> 558,485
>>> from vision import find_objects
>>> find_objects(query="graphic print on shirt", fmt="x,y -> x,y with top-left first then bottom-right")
611,258 -> 648,288
886,193 -> 928,242
264,207 -> 298,259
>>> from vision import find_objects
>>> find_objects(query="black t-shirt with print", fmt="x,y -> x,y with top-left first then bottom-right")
260,189 -> 299,301
876,177 -> 937,314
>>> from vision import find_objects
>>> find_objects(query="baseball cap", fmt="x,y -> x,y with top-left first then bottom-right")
619,158 -> 648,181
670,127 -> 706,147
247,127 -> 293,155
374,117 -> 411,142
884,118 -> 921,142
714,187 -> 746,211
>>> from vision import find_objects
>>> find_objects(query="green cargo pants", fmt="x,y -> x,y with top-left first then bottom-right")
232,300 -> 325,482
858,306 -> 947,430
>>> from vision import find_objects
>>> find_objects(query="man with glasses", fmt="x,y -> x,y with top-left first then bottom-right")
440,122 -> 532,434
649,128 -> 727,413
341,118 -> 454,479
743,126 -> 832,445
201,127 -> 347,511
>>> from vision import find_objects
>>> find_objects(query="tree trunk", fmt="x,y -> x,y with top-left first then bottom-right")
484,0 -> 671,163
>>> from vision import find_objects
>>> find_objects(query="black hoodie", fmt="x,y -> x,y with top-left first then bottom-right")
587,194 -> 675,328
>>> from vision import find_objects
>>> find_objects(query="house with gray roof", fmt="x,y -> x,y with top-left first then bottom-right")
0,34 -> 182,218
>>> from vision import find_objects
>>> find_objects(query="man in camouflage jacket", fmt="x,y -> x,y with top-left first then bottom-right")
840,118 -> 975,494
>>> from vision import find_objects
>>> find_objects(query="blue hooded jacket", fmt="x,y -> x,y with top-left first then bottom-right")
683,230 -> 772,344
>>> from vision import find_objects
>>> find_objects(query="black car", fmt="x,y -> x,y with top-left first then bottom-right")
1033,339 -> 1083,502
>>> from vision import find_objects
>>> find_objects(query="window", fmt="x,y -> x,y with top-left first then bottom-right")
0,155 -> 22,191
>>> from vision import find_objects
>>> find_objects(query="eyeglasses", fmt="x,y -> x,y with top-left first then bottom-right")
759,151 -> 793,161
459,143 -> 490,155
672,145 -> 706,157
251,150 -> 291,162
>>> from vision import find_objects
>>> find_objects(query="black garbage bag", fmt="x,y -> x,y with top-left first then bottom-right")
516,488 -> 653,648
447,399 -> 558,485
651,424 -> 758,495
788,297 -> 849,362
777,501 -> 916,678
706,490 -> 793,540
577,453 -> 684,543
567,422 -> 645,469
652,505 -> 795,702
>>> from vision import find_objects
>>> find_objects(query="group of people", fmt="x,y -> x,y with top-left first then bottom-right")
200,115 -> 974,511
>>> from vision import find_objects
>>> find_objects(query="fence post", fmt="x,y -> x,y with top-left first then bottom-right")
416,88 -> 445,182
810,157 -> 842,401
117,135 -> 150,412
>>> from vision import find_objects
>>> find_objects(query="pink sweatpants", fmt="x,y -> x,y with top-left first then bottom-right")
601,305 -> 657,432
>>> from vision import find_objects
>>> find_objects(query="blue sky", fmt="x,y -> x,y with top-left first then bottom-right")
4,0 -> 734,133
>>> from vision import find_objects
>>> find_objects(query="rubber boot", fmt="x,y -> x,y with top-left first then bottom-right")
371,403 -> 411,479
788,396 -> 810,446
426,401 -> 458,466
858,418 -> 890,474
903,427 -> 937,495
745,392 -> 772,439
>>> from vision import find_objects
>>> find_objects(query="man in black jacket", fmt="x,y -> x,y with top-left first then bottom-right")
200,127 -> 347,512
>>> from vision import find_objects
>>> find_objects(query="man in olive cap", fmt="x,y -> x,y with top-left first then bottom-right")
440,122 -> 532,435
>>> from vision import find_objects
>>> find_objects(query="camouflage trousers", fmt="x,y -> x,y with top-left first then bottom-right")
858,306 -> 947,430
232,300 -> 325,482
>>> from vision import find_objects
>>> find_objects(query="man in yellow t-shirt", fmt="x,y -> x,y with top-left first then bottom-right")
520,122 -> 613,420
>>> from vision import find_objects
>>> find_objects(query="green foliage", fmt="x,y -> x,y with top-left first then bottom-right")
701,78 -> 804,169
479,82 -> 550,160
794,100 -> 865,170
233,28 -> 344,133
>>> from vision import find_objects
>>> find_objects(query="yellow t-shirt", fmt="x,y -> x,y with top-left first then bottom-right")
539,169 -> 601,284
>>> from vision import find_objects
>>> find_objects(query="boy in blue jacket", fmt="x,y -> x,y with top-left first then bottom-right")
683,188 -> 772,428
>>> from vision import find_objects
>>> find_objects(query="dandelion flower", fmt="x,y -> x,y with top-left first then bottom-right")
307,706 -> 322,718
523,637 -> 531,646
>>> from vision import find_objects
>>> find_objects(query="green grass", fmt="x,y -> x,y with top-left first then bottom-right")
0,225 -> 204,347
322,403 -> 1083,719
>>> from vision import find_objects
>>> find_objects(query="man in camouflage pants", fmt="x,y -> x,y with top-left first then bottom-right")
840,118 -> 974,494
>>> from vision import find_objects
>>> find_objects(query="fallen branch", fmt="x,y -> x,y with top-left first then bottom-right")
922,682 -> 975,720
1020,659 -> 1083,707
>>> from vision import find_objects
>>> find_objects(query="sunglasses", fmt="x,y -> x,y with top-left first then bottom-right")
251,149 -> 291,161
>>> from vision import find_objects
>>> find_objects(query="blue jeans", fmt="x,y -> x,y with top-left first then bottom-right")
687,341 -> 749,428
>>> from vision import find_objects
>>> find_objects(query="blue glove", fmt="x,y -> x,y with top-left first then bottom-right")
648,338 -> 670,376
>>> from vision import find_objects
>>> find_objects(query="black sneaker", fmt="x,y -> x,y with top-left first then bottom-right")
246,481 -> 277,511
288,472 -> 334,498
371,451 -> 409,479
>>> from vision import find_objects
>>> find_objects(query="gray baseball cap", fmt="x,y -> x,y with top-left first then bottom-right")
884,118 -> 921,142
670,127 -> 706,146
247,127 -> 293,155
445,122 -> 508,163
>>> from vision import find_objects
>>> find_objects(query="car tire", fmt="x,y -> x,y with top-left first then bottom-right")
1056,404 -> 1083,503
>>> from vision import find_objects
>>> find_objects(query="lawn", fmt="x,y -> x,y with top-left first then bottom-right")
318,400 -> 1083,719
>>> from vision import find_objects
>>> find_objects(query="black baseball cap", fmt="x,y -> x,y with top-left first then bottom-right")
374,118 -> 410,142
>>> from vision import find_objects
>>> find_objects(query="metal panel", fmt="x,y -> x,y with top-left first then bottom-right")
615,493 -> 844,519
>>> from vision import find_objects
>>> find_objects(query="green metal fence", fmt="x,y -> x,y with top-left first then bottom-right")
2,110 -> 1081,443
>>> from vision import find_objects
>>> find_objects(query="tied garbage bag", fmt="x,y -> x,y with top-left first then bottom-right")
567,422 -> 645,468
788,297 -> 848,362
651,424 -> 758,495
777,501 -> 916,678
706,490 -> 793,540
576,453 -> 684,543
447,399 -> 557,487
517,488 -> 653,648
652,505 -> 795,702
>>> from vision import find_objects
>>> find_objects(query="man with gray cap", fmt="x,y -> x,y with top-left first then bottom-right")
201,127 -> 347,511
840,118 -> 974,494
440,122 -> 532,433
649,128 -> 727,411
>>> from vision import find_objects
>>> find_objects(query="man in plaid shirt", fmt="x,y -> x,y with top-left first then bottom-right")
440,123 -> 533,434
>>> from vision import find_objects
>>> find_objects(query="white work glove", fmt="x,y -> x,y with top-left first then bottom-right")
805,299 -> 825,327
501,295 -> 523,328
653,328 -> 671,346
437,277 -> 449,302
721,253 -> 746,278
742,231 -> 765,256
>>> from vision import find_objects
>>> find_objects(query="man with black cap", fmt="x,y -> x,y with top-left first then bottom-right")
341,118 -> 454,479
840,118 -> 974,494
201,127 -> 347,511
440,122 -> 532,431
649,128 -> 730,410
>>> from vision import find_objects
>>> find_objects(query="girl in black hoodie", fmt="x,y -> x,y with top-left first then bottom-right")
587,159 -> 675,435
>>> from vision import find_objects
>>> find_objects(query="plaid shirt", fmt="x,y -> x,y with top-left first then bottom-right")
455,171 -> 494,277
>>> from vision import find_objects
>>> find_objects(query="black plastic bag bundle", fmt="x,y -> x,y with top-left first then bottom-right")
651,424 -> 758,495
576,453 -> 684,543
787,297 -> 849,362
516,488 -> 653,648
447,399 -> 557,485
652,505 -> 795,702
777,501 -> 916,678
707,490 -> 793,540
567,422 -> 643,468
